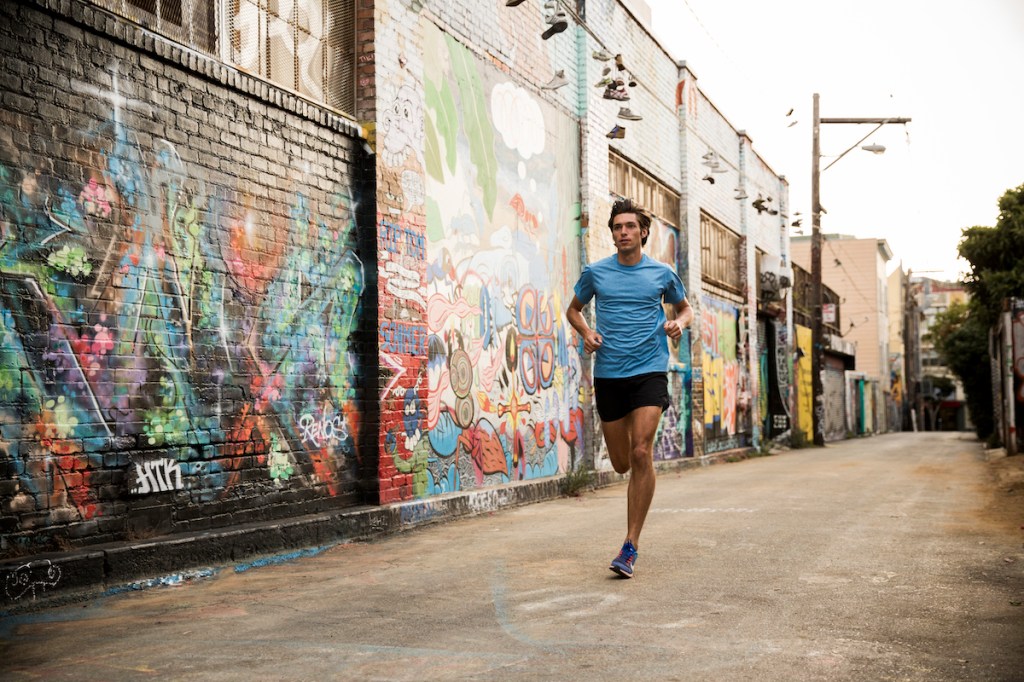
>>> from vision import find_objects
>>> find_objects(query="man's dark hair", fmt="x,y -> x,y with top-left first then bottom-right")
607,198 -> 652,246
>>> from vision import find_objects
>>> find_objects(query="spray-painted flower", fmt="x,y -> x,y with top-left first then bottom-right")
79,178 -> 113,218
268,435 -> 294,485
91,324 -> 114,355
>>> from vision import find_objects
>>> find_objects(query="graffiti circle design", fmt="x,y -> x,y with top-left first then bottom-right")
450,349 -> 473,398
454,395 -> 475,428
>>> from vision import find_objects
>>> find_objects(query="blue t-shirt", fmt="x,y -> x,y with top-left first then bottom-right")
573,254 -> 686,379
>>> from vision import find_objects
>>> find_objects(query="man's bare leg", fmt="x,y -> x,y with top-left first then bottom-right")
600,418 -> 632,475
624,405 -> 662,546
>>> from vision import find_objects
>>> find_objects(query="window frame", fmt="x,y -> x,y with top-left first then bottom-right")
85,0 -> 357,114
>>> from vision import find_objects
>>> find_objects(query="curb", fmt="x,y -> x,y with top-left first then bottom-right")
0,450 -> 751,615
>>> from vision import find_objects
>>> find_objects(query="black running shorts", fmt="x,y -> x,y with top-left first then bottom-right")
594,372 -> 669,423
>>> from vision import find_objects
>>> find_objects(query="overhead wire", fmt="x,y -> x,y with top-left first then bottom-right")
826,240 -> 875,310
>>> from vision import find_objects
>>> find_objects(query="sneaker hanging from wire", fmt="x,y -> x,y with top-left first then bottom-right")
542,11 -> 568,39
603,87 -> 629,101
606,124 -> 625,139
545,8 -> 566,23
592,48 -> 614,61
541,69 -> 568,90
617,107 -> 642,121
594,77 -> 613,88
506,0 -> 527,5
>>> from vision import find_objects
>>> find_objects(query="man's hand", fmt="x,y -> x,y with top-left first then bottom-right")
583,330 -> 603,354
664,318 -> 688,340
665,298 -> 694,340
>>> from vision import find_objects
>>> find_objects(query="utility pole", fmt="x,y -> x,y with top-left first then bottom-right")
811,94 -> 824,446
810,93 -> 910,446
903,268 -> 918,431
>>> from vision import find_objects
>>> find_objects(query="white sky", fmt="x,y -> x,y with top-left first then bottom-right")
643,0 -> 1024,282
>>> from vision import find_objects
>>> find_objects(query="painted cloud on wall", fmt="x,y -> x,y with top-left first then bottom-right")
490,83 -> 545,160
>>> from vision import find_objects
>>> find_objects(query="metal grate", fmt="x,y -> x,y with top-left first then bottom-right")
94,0 -> 218,53
86,0 -> 356,112
230,0 -> 356,112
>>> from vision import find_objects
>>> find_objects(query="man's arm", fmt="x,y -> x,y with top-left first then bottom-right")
664,297 -> 693,339
566,296 -> 603,354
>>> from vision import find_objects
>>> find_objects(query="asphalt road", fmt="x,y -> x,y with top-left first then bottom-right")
2,432 -> 1022,681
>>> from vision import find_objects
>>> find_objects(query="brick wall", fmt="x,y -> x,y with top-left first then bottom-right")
0,0 -> 375,554
0,0 -> 795,555
679,65 -> 790,454
371,0 -> 588,500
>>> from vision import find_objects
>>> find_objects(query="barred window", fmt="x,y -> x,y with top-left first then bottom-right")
87,0 -> 357,113
700,211 -> 741,294
94,0 -> 218,53
230,0 -> 356,112
608,152 -> 680,227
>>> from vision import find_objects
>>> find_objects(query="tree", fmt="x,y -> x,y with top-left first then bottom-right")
959,184 -> 1024,327
931,301 -> 991,438
932,183 -> 1024,441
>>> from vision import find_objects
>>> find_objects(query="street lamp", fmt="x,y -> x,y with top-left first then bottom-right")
810,93 -> 910,446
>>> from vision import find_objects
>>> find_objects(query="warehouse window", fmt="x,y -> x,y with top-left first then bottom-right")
608,152 -> 680,227
94,0 -> 218,53
700,211 -> 742,294
87,0 -> 357,114
230,0 -> 357,112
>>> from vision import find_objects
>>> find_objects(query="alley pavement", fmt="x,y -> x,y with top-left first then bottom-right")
2,432 -> 1022,681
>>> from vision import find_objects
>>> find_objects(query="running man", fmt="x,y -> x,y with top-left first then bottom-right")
565,198 -> 693,578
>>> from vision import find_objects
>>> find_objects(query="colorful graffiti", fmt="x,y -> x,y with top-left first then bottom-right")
760,318 -> 791,437
759,322 -> 770,435
645,215 -> 691,460
795,324 -> 813,438
375,23 -> 585,498
0,66 -> 365,541
701,296 -> 750,451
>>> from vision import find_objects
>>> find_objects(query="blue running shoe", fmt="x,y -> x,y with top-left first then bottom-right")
609,541 -> 637,578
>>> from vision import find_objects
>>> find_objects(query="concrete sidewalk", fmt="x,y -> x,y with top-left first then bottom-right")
2,432 -> 1022,681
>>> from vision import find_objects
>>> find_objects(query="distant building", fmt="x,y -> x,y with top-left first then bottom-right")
791,234 -> 895,434
911,276 -> 971,430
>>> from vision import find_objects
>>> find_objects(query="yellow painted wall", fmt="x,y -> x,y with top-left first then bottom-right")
796,324 -> 813,437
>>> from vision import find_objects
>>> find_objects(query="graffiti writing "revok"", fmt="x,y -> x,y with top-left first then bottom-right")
298,412 -> 349,447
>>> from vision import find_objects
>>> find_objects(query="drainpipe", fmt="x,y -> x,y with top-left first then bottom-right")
1002,307 -> 1017,455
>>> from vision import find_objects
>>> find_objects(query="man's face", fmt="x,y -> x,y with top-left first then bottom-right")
611,212 -> 647,251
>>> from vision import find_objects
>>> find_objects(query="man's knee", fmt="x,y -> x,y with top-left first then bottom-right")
630,444 -> 653,470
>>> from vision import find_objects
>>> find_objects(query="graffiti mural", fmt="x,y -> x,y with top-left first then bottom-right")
0,64 -> 365,546
376,22 -> 583,498
795,324 -> 813,439
644,214 -> 691,460
761,318 -> 791,437
701,296 -> 750,452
